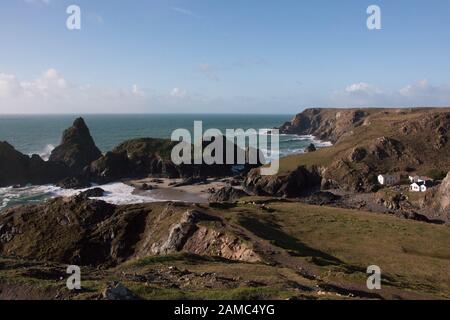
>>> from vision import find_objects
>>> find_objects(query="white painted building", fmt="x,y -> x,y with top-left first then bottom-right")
378,174 -> 399,186
410,181 -> 427,192
409,176 -> 432,184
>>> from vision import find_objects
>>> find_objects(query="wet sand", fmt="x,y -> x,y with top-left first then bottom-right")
126,178 -> 234,203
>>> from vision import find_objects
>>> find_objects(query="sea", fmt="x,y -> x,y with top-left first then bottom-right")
0,114 -> 331,210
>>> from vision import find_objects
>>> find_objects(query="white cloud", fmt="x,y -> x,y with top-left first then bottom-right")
344,82 -> 381,95
170,88 -> 187,98
0,69 -> 68,99
333,80 -> 450,107
0,69 -> 209,113
132,84 -> 145,97
0,74 -> 22,97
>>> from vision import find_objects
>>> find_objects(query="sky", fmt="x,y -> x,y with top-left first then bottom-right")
1,0 -> 450,114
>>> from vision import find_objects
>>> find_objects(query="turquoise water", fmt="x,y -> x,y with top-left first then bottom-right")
0,114 -> 331,210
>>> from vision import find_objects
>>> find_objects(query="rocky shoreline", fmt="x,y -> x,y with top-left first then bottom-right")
1,109 -> 450,224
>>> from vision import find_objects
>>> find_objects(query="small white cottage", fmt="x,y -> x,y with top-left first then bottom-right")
410,181 -> 427,192
378,174 -> 398,186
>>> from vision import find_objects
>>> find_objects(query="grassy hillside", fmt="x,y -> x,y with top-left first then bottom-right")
278,108 -> 450,175
1,199 -> 449,300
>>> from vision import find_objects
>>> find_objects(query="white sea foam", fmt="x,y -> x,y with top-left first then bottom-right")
29,144 -> 55,160
53,182 -> 157,205
0,182 -> 158,210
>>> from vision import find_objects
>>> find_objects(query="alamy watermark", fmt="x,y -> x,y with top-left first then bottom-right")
171,121 -> 280,176
66,265 -> 81,290
66,5 -> 382,31
366,265 -> 382,290
367,5 -> 382,30
66,5 -> 81,30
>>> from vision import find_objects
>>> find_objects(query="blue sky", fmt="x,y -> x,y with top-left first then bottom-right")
1,0 -> 450,113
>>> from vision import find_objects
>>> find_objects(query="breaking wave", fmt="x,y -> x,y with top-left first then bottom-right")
30,144 -> 55,161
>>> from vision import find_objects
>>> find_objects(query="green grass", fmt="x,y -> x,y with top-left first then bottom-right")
230,201 -> 450,298
126,283 -> 296,300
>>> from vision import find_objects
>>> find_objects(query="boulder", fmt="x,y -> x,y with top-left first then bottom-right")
56,175 -> 91,189
49,118 -> 102,173
244,166 -> 321,198
102,282 -> 139,300
139,183 -> 153,191
306,143 -> 317,153
209,187 -> 248,203
79,188 -> 105,198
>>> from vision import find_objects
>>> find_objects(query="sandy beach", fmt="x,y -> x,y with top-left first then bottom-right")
126,177 -> 239,203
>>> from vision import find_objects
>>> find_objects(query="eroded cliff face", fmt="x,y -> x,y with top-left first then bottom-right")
0,198 -> 261,266
275,108 -> 450,193
279,108 -> 369,144
434,172 -> 450,213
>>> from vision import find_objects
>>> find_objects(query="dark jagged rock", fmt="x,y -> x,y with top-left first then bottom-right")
138,183 -> 153,191
306,143 -> 316,153
87,136 -> 265,182
244,166 -> 321,198
56,175 -> 91,189
208,187 -> 248,203
88,151 -> 132,184
0,142 -> 35,187
49,118 -> 102,173
79,188 -> 105,198
0,142 -> 69,187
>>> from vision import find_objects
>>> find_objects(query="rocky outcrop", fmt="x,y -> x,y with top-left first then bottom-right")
434,172 -> 450,213
279,108 -> 369,143
153,210 -> 202,254
102,282 -> 139,300
244,166 -> 321,198
208,187 -> 248,203
87,151 -> 133,183
0,198 -> 261,266
306,143 -> 317,153
0,142 -> 69,187
2,119 -> 267,188
79,187 -> 105,198
56,175 -> 91,189
49,118 -> 102,172
87,136 -> 264,182
322,159 -> 377,192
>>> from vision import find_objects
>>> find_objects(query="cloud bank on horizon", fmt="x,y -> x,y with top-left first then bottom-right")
1,0 -> 450,113
1,68 -> 449,113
